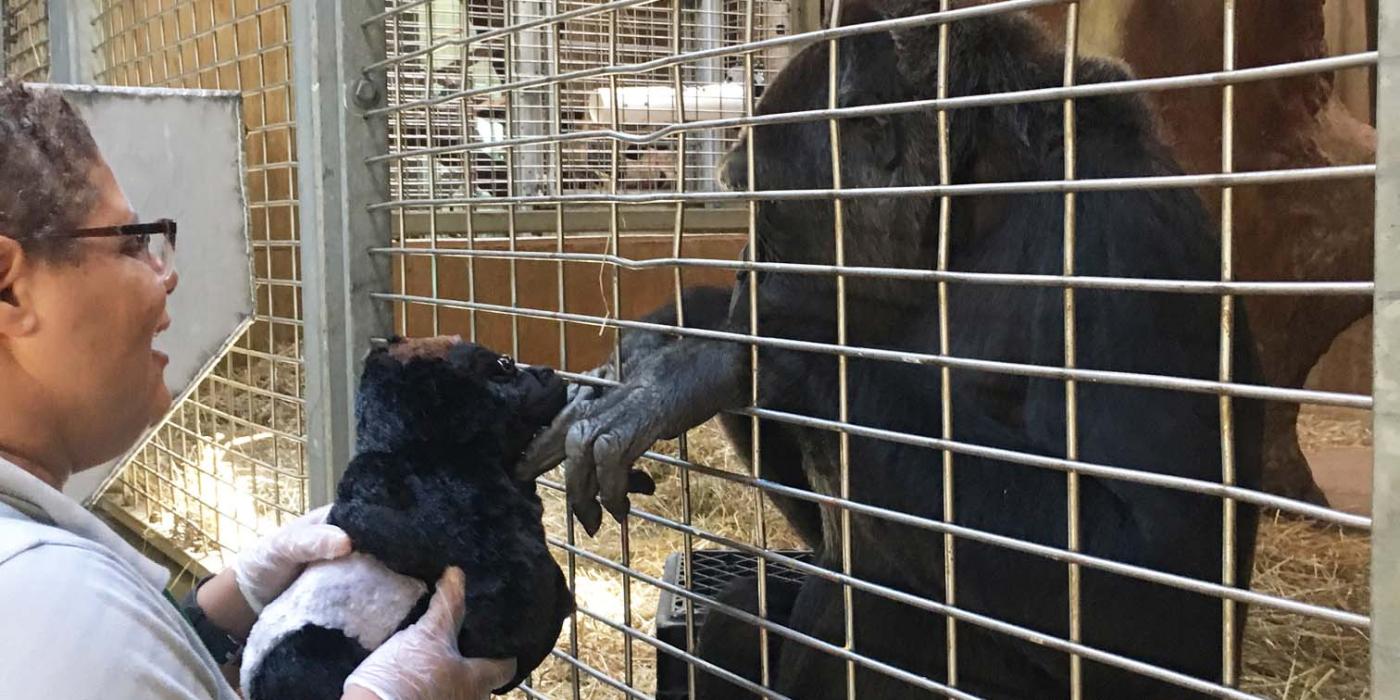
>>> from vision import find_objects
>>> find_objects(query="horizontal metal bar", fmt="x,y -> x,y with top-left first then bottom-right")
538,363 -> 1365,529
741,404 -> 1372,529
364,0 -> 662,73
369,51 -> 1377,164
548,536 -> 980,699
373,292 -> 1372,409
370,164 -> 1376,209
160,420 -> 304,481
363,0 -> 1070,117
374,246 -> 1374,296
361,0 -> 431,27
543,648 -> 654,700
569,600 -> 788,699
143,440 -> 295,515
630,438 -> 1368,627
391,206 -> 752,236
541,479 -> 1265,700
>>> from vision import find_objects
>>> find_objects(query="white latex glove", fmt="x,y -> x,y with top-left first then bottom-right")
344,567 -> 518,700
234,504 -> 353,612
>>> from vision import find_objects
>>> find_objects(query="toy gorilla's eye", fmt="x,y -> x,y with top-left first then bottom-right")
497,356 -> 517,375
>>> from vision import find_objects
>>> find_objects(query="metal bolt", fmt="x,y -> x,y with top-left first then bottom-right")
352,79 -> 380,108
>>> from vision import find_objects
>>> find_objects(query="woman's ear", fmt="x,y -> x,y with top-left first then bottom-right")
0,237 -> 38,338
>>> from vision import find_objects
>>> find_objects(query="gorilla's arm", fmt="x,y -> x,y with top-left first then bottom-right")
517,274 -> 836,534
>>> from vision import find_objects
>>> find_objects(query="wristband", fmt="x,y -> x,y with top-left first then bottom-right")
178,576 -> 245,665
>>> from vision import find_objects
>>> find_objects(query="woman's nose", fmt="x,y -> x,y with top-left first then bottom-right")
163,268 -> 179,295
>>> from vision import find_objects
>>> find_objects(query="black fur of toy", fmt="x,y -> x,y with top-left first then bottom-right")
242,337 -> 574,699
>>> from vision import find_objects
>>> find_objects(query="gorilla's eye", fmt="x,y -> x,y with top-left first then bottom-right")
496,356 -> 517,375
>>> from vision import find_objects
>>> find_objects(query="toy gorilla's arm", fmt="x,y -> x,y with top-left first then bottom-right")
517,273 -> 834,535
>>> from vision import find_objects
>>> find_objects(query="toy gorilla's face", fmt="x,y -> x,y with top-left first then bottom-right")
353,336 -> 568,465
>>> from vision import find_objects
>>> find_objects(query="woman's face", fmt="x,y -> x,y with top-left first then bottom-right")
13,159 -> 179,469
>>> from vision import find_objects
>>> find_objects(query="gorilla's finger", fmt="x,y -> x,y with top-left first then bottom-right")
565,421 -> 605,536
515,429 -> 566,482
513,400 -> 588,481
593,430 -> 635,524
572,499 -> 603,537
628,469 -> 656,495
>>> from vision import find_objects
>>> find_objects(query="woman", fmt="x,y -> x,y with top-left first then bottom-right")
0,81 -> 515,699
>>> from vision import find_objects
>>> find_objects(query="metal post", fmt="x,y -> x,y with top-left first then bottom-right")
47,0 -> 97,83
291,0 -> 392,508
1,1 -> 9,77
790,0 -> 823,34
692,0 -> 723,194
513,0 -> 549,196
1372,0 -> 1400,695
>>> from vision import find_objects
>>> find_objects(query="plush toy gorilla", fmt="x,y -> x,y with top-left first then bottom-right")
240,336 -> 575,700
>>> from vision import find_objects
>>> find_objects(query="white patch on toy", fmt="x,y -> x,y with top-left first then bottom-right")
240,552 -> 428,692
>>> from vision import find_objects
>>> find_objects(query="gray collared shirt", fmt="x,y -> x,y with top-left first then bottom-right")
0,457 -> 238,699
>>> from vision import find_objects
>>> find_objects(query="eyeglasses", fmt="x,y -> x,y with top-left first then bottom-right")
69,218 -> 177,280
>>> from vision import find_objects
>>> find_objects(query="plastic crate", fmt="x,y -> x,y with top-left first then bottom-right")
654,548 -> 813,699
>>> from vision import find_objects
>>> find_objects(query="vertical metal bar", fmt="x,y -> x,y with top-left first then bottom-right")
693,0 -> 723,193
743,0 -> 772,689
1218,0 -> 1240,687
426,1 -> 441,337
457,6 -> 479,342
824,1 -> 854,697
933,0 -> 957,688
515,0 -> 549,193
671,0 -> 701,695
47,0 -> 97,83
503,0 -> 521,357
1061,4 -> 1082,698
606,5 -> 634,690
547,3 -> 580,696
291,0 -> 392,508
391,8 -> 407,338
1,2 -> 9,76
790,0 -> 823,35
1371,2 -> 1400,695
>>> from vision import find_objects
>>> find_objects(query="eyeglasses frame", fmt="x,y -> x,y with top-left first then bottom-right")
69,218 -> 178,247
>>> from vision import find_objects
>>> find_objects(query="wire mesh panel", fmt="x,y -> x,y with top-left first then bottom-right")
365,0 -> 1380,698
92,0 -> 307,572
2,0 -> 49,81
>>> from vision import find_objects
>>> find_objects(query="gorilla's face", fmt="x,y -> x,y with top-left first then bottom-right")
353,336 -> 568,464
716,16 -> 936,277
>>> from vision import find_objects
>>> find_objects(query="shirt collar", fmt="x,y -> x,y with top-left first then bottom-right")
0,456 -> 171,590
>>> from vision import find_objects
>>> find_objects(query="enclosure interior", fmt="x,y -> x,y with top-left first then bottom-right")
0,0 -> 1382,698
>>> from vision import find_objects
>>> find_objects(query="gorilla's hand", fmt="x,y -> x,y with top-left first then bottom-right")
515,339 -> 745,535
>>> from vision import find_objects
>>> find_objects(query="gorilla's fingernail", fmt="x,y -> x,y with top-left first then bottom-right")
605,497 -> 630,524
575,503 -> 603,536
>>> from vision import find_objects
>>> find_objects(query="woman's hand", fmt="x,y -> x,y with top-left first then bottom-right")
343,567 -> 518,700
196,504 -> 352,645
233,504 -> 353,613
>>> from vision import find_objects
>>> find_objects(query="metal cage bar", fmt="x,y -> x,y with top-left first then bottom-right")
291,0 -> 393,507
92,0 -> 312,569
1372,1 -> 1399,695
2,0 -> 48,80
361,0 -> 1383,697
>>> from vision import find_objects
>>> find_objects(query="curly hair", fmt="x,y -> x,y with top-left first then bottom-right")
0,80 -> 103,259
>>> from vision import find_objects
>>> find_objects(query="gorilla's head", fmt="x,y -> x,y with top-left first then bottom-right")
353,336 -> 568,464
716,0 -> 1066,289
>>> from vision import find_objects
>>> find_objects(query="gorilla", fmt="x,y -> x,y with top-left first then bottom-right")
519,2 -> 1263,698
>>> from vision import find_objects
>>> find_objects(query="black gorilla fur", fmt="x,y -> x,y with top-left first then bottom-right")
244,337 -> 574,699
521,2 -> 1264,698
